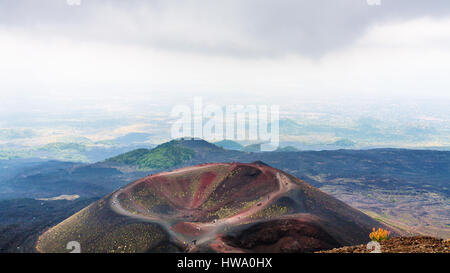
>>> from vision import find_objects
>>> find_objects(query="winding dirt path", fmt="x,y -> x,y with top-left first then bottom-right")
108,163 -> 298,252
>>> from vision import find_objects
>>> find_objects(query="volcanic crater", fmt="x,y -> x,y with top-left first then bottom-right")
36,162 -> 386,253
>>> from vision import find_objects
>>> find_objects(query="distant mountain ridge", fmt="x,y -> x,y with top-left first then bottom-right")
214,140 -> 243,150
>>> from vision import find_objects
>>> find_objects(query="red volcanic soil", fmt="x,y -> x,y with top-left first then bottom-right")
220,217 -> 341,253
192,172 -> 217,208
36,162 -> 391,253
318,236 -> 450,253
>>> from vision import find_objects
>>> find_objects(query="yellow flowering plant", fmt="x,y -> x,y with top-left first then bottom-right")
369,227 -> 390,242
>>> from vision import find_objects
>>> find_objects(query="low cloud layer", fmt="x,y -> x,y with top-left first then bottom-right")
1,0 -> 450,118
1,0 -> 450,58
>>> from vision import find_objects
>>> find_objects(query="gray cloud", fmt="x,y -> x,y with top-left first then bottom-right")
1,0 -> 450,57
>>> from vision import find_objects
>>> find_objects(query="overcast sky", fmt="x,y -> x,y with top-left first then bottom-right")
1,0 -> 450,115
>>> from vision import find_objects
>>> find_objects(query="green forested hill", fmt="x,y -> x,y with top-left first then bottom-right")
106,141 -> 195,170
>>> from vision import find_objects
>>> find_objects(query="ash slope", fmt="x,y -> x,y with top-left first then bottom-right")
36,162 -> 387,253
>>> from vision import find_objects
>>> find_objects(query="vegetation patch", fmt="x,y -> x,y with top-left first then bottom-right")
250,204 -> 288,220
208,199 -> 260,220
106,142 -> 194,170
131,183 -> 171,213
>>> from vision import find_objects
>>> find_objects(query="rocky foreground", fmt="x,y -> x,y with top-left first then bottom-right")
317,236 -> 450,253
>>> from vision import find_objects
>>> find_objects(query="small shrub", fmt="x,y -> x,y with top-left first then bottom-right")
369,227 -> 390,242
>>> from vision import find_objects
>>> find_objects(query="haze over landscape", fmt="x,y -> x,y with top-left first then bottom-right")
2,0 -> 450,156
